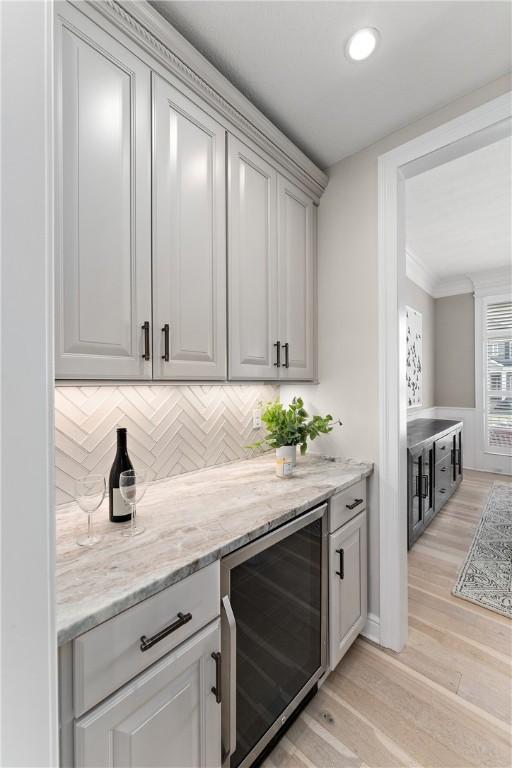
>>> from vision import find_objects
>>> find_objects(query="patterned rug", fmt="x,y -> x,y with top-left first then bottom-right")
453,482 -> 512,618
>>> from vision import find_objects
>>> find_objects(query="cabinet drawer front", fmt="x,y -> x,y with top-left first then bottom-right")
329,480 -> 366,533
73,561 -> 220,716
435,432 -> 455,464
435,455 -> 454,508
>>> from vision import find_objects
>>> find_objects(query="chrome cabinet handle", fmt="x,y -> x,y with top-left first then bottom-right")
140,611 -> 191,652
283,342 -> 289,368
162,323 -> 170,362
211,651 -> 221,703
422,475 -> 428,498
141,321 -> 150,361
221,595 -> 237,759
335,548 -> 344,579
274,341 -> 281,367
346,498 -> 363,510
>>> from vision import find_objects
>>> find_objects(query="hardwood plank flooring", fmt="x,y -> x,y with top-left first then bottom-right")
264,470 -> 512,768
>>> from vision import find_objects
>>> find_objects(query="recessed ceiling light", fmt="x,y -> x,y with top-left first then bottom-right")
346,28 -> 380,61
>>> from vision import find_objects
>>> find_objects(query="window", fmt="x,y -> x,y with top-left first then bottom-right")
489,372 -> 502,390
485,299 -> 512,453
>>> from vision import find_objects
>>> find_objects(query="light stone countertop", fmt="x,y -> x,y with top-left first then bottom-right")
56,453 -> 373,645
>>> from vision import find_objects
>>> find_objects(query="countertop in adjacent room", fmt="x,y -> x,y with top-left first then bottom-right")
56,453 -> 373,644
407,418 -> 462,450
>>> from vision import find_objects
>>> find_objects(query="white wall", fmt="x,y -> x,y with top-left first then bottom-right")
0,2 -> 58,764
281,73 -> 512,625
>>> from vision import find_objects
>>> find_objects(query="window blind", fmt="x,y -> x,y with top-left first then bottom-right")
486,299 -> 512,452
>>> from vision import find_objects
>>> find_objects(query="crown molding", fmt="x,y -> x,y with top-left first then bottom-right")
431,274 -> 474,298
83,0 -> 328,199
405,249 -> 437,296
406,248 -> 510,299
468,266 -> 512,297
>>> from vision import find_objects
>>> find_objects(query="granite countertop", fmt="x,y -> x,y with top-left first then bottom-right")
407,418 -> 463,450
56,453 -> 373,645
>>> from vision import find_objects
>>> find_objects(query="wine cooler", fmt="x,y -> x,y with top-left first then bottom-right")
220,504 -> 328,768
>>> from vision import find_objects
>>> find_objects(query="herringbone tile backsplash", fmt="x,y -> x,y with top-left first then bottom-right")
55,384 -> 278,505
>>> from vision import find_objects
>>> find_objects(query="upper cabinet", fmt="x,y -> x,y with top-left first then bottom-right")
55,5 -> 152,380
228,137 -> 316,381
54,3 -> 319,383
153,74 -> 226,380
228,137 -> 278,380
277,176 -> 315,381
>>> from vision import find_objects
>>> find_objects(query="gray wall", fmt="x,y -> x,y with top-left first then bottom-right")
281,73 -> 511,623
435,293 -> 475,407
406,278 -> 436,410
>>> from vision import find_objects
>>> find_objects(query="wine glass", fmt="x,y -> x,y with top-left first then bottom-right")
119,469 -> 147,537
75,475 -> 105,547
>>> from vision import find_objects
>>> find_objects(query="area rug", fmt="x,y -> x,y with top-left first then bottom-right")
452,482 -> 512,618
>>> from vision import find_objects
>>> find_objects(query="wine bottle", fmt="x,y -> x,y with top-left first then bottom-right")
109,428 -> 133,523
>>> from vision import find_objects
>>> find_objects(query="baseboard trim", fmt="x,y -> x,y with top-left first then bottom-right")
361,612 -> 380,644
464,465 -> 512,477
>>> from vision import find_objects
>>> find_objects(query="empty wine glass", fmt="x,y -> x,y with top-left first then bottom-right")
75,475 -> 105,547
119,469 -> 147,537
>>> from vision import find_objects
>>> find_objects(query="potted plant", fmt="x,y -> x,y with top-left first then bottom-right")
250,397 -> 341,466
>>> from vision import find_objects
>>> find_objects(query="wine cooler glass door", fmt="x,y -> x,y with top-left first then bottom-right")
222,506 -> 326,768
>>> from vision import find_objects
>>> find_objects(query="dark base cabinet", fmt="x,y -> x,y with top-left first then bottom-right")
407,419 -> 463,549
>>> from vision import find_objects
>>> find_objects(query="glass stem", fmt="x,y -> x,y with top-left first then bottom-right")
131,503 -> 136,534
88,513 -> 92,541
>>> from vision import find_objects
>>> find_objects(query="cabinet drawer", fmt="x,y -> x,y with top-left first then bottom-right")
329,480 -> 366,533
435,455 -> 453,508
435,431 -> 455,464
73,561 -> 220,717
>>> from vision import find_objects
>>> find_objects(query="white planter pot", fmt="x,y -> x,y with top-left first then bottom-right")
276,445 -> 297,467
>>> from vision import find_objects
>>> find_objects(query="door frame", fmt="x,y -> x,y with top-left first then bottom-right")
0,0 -> 58,763
377,92 -> 512,651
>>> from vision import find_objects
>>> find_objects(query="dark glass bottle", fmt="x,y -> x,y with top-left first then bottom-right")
109,428 -> 133,523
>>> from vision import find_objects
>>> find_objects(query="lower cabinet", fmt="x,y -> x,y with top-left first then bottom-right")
329,509 -> 367,670
408,443 -> 434,547
74,621 -> 221,768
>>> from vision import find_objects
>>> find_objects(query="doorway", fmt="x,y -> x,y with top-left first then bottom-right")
377,93 -> 512,652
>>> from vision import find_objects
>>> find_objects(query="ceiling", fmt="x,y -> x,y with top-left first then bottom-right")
149,1 -> 512,169
405,135 -> 511,282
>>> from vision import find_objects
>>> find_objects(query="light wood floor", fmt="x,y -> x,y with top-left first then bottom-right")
264,470 -> 512,768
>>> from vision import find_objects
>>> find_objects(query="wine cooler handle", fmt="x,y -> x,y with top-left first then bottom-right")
162,323 -> 170,362
141,321 -> 150,361
221,594 -> 237,759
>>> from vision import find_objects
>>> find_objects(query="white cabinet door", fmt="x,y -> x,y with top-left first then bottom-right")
329,511 -> 367,670
153,75 -> 226,380
75,621 -> 221,768
277,176 -> 315,380
228,137 -> 278,380
55,5 -> 152,379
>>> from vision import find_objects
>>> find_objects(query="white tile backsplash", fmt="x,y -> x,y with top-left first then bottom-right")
55,384 -> 278,505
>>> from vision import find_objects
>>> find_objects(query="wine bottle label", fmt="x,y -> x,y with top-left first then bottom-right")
112,488 -> 130,518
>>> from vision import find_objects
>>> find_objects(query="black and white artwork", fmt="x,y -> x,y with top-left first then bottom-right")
406,306 -> 422,408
